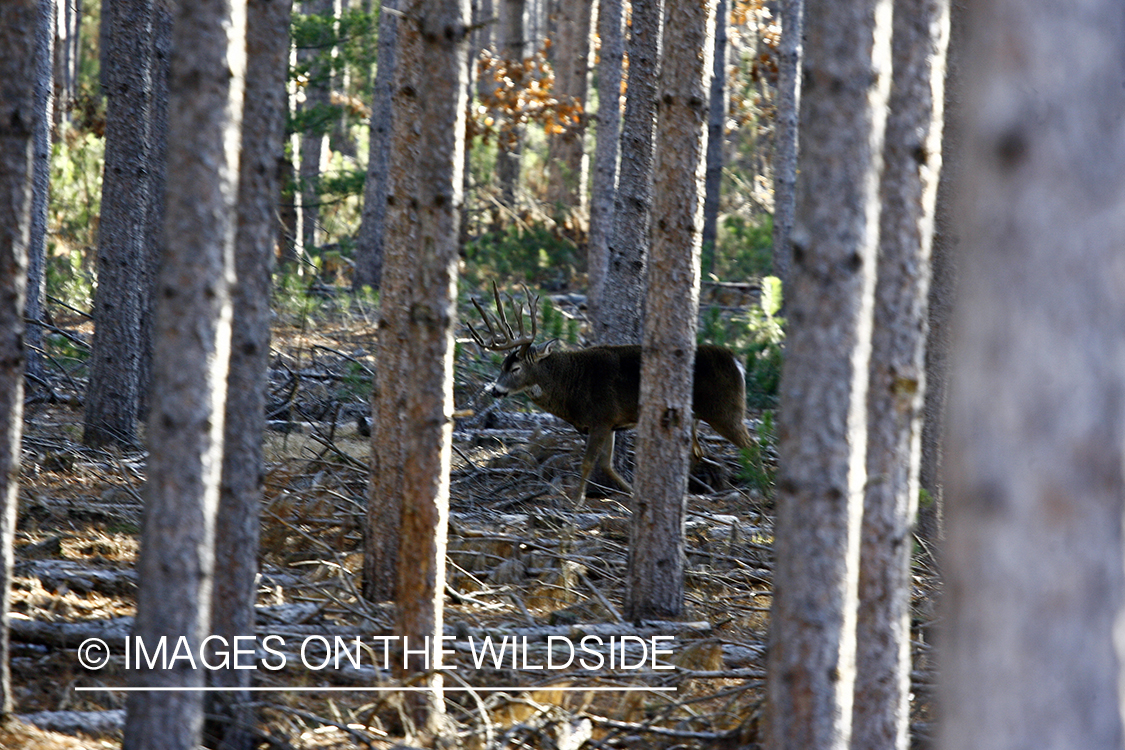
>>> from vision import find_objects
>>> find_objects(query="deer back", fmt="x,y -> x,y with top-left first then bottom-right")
517,345 -> 643,433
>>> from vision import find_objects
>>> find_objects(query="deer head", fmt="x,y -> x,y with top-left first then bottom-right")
467,282 -> 755,504
468,282 -> 554,397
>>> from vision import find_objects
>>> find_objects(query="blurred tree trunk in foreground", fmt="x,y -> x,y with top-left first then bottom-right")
0,0 -> 37,718
851,0 -> 949,746
123,0 -> 245,746
765,0 -> 892,746
940,2 -> 1125,749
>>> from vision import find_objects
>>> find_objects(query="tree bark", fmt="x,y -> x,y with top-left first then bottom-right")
204,1 -> 291,748
769,0 -> 802,288
585,0 -> 622,338
495,0 -> 526,210
764,0 -> 892,746
0,0 -> 37,717
544,0 -> 592,224
365,0 -> 469,735
138,0 -> 173,415
84,0 -> 154,448
851,0 -> 949,746
122,0 -> 245,746
626,0 -> 715,621
916,0 -> 965,547
297,0 -> 333,254
939,2 -> 1125,749
25,0 -> 56,384
352,0 -> 397,291
699,0 -> 728,273
595,0 -> 663,346
54,0 -> 80,124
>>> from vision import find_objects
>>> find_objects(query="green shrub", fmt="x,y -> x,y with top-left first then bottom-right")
47,124 -> 103,310
464,223 -> 580,289
700,275 -> 785,410
739,409 -> 776,494
709,213 -> 774,280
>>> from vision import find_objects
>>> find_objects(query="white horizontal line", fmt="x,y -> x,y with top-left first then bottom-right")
75,686 -> 677,693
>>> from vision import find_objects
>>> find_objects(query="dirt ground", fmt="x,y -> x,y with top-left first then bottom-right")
5,300 -> 937,749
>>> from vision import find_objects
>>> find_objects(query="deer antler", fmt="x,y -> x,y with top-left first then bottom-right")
467,281 -> 539,351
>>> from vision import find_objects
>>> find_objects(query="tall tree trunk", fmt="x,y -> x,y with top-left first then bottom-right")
585,0 -> 622,339
352,0 -> 397,291
54,0 -> 80,124
699,0 -> 728,275
122,0 -> 245,746
138,0 -> 172,415
594,0 -> 663,346
459,0 -> 479,247
84,0 -> 154,449
544,0 -> 592,226
25,0 -> 56,385
916,0 -> 965,547
626,0 -> 715,620
297,0 -> 333,254
851,0 -> 949,746
0,0 -> 37,718
364,0 -> 469,736
939,2 -> 1125,749
495,0 -> 527,210
764,0 -> 892,746
277,150 -> 300,267
204,1 -> 291,748
769,0 -> 802,289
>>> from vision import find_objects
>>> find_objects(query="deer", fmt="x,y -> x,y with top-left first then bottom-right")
467,283 -> 755,503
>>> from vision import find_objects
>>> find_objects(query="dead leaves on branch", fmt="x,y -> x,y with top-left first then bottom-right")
470,50 -> 585,147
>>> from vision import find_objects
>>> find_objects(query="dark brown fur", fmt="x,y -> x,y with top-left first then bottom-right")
486,343 -> 754,500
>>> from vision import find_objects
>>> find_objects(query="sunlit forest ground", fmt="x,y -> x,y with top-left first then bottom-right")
5,284 -> 939,749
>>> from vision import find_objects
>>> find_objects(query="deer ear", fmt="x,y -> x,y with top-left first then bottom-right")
530,339 -> 556,361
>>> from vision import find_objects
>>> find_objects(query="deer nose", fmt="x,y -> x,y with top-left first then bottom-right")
485,382 -> 508,397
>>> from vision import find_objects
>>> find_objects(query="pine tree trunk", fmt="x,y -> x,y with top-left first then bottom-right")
0,0 -> 37,717
84,0 -> 154,448
764,0 -> 892,745
360,0 -> 402,599
495,0 -> 526,209
769,0 -> 802,288
699,0 -> 727,272
297,0 -> 333,254
25,0 -> 56,384
544,0 -> 592,224
353,0 -> 397,291
851,0 -> 949,746
595,0 -> 663,346
626,0 -> 715,620
204,1 -> 291,747
940,3 -> 1125,748
364,0 -> 469,735
122,0 -> 245,746
916,0 -> 965,546
138,0 -> 173,415
54,0 -> 81,124
585,0 -> 622,338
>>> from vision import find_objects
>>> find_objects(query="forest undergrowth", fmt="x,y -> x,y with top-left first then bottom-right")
4,291 -> 939,749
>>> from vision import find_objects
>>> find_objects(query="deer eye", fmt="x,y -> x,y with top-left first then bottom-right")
510,363 -> 522,373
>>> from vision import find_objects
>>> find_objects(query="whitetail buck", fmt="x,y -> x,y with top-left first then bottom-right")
468,284 -> 755,502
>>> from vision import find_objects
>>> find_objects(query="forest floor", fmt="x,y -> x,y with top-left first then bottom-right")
4,291 -> 939,749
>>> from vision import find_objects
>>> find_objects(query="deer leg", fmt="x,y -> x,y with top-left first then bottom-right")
577,427 -> 631,502
598,430 -> 633,493
691,420 -> 704,462
577,428 -> 609,502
